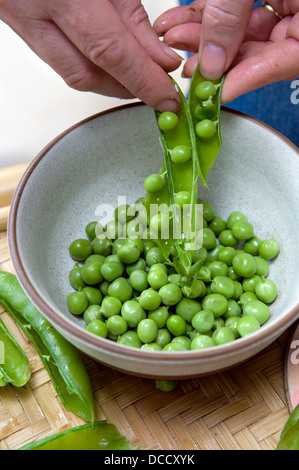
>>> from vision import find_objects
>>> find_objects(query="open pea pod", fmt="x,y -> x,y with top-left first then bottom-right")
0,271 -> 95,423
0,317 -> 31,387
143,68 -> 224,277
189,67 -> 225,182
19,421 -> 135,450
276,404 -> 299,450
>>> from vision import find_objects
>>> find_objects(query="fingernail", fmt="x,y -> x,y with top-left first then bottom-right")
157,99 -> 179,114
199,43 -> 227,79
159,41 -> 185,62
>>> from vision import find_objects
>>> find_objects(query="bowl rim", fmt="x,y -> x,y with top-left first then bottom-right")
8,102 -> 299,363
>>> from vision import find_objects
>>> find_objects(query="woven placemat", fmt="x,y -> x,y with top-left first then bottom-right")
0,229 -> 291,450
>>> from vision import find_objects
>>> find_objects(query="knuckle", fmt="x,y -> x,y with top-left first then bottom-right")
130,3 -> 150,27
63,66 -> 94,91
204,3 -> 242,29
85,31 -> 125,70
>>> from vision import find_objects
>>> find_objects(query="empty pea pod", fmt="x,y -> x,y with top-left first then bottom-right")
0,271 -> 94,422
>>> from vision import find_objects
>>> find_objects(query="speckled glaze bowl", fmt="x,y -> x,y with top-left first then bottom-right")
8,103 -> 299,379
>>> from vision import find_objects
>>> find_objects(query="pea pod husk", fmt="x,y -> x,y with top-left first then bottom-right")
0,271 -> 94,423
143,69 -> 224,278
0,317 -> 31,387
276,404 -> 299,450
19,421 -> 134,450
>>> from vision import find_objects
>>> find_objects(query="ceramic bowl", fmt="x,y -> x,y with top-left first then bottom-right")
8,103 -> 299,379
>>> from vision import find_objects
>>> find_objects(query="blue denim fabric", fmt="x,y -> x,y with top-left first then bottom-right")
178,0 -> 299,147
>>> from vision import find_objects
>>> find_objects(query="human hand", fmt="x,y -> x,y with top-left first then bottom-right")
0,0 -> 183,112
154,0 -> 299,103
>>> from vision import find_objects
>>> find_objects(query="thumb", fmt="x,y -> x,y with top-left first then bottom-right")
199,0 -> 254,79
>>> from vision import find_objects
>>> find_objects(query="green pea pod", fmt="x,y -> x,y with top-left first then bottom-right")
19,421 -> 135,450
276,404 -> 299,450
0,317 -> 31,387
189,67 -> 225,182
0,271 -> 95,423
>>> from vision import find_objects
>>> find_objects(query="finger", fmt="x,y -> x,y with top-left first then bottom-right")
244,7 -> 280,41
154,1 -> 205,36
48,0 -> 180,112
110,0 -> 184,71
199,0 -> 255,79
163,23 -> 202,53
182,53 -> 199,77
222,37 -> 299,103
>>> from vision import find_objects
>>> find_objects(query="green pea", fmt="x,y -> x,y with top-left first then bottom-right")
191,309 -> 214,334
243,237 -> 261,255
69,239 -> 93,261
242,299 -> 270,325
117,331 -> 142,349
147,269 -> 168,290
237,315 -> 260,337
92,237 -> 112,256
80,262 -> 103,285
138,288 -> 161,311
254,278 -> 277,304
242,274 -> 261,293
163,342 -> 187,352
174,191 -> 192,207
121,300 -> 146,328
158,111 -> 179,131
106,315 -> 128,336
202,228 -> 217,250
218,230 -> 238,247
195,119 -> 216,139
238,291 -> 258,307
202,293 -> 228,318
112,238 -> 128,254
231,221 -> 254,240
192,247 -> 207,264
225,317 -> 240,338
217,247 -> 236,266
208,216 -> 227,235
144,174 -> 165,193
206,245 -> 224,263
125,258 -> 146,275
137,319 -> 158,344
142,343 -> 163,352
85,319 -> 108,338
171,145 -> 192,164
208,260 -> 228,278
232,252 -> 257,278
69,264 -> 86,291
172,336 -> 191,350
114,204 -> 136,224
223,299 -> 242,319
227,211 -> 248,230
129,269 -> 149,292
190,335 -> 216,350
100,261 -> 124,282
99,280 -> 110,296
254,257 -> 270,277
166,315 -> 186,336
212,327 -> 235,345
213,317 -> 225,330
67,291 -> 89,316
194,100 -> 216,120
143,240 -> 157,254
210,276 -> 235,299
85,254 -> 106,265
108,277 -> 133,303
156,328 -> 172,348
175,297 -> 202,322
182,278 -> 203,299
159,283 -> 183,306
101,296 -> 122,318
232,281 -> 243,300
202,201 -> 215,222
258,238 -> 280,260
83,305 -> 104,325
148,306 -> 169,328
82,286 -> 102,305
146,247 -> 165,266
195,81 -> 217,100
85,221 -> 98,240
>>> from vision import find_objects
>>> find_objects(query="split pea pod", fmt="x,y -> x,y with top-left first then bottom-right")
143,67 -> 224,276
0,271 -> 94,422
0,317 -> 31,387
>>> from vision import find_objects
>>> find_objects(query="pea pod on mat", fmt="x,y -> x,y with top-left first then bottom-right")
19,421 -> 134,450
0,317 -> 31,387
0,271 -> 95,423
276,404 -> 299,450
143,67 -> 224,278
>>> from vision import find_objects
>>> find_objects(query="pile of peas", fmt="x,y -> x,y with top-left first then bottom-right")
67,201 -> 280,352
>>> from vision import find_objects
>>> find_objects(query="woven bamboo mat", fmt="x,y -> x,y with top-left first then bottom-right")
0,164 -> 294,450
